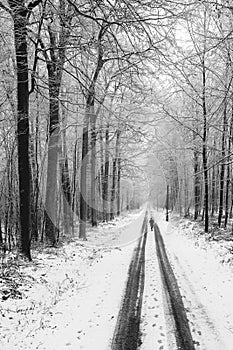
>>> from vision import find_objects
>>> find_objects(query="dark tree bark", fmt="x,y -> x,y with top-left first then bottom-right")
110,156 -> 117,220
210,140 -> 217,217
41,0 -> 72,244
61,156 -> 72,233
9,0 -> 32,260
79,109 -> 89,240
224,109 -> 233,227
90,109 -> 98,227
117,152 -> 121,216
71,127 -> 79,234
99,120 -> 104,220
103,124 -> 110,221
110,131 -> 120,220
166,184 -> 169,222
218,103 -> 227,227
202,57 -> 209,233
193,128 -> 201,220
60,99 -> 72,235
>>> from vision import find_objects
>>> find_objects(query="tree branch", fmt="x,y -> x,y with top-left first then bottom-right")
0,1 -> 11,14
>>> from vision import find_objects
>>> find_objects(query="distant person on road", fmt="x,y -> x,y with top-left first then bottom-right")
149,217 -> 154,231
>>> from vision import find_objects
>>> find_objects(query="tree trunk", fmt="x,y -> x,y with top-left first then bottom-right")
224,110 -> 233,227
117,154 -> 121,216
99,120 -> 104,221
9,1 -> 31,259
211,141 -> 216,217
218,103 -> 227,227
110,158 -> 117,220
90,109 -> 98,226
71,127 -> 79,234
79,108 -> 89,240
60,98 -> 72,235
166,184 -> 169,221
44,86 -> 60,245
61,156 -> 72,234
184,163 -> 189,217
194,144 -> 201,220
224,161 -> 230,228
103,124 -> 110,221
202,59 -> 209,233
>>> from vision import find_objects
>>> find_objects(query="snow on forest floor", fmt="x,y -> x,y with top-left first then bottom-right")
0,209 -> 145,350
155,210 -> 233,350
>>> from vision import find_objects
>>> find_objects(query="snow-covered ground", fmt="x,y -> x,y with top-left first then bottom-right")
155,211 -> 233,350
0,209 -> 145,350
1,208 -> 233,350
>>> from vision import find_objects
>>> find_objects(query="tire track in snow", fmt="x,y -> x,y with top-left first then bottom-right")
139,224 -> 172,350
154,222 -> 195,350
165,246 -> 230,349
111,215 -> 148,350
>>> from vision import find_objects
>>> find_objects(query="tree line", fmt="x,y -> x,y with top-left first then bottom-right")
0,0 -> 189,259
148,0 -> 233,234
0,0 -> 231,261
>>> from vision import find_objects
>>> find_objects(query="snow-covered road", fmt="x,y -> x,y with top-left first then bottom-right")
1,209 -> 233,350
140,227 -> 172,350
156,212 -> 233,350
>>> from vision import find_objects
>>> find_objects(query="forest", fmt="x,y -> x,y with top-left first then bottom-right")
0,0 -> 233,261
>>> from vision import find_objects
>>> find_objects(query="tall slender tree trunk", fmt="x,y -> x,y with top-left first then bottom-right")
90,110 -> 98,226
218,103 -> 227,227
103,124 -> 110,221
193,126 -> 201,220
224,110 -> 233,227
79,108 -> 89,240
41,0 -> 72,244
99,120 -> 104,221
61,156 -> 72,233
202,47 -> 209,233
194,150 -> 201,220
224,160 -> 230,228
211,165 -> 216,217
211,140 -> 217,217
9,1 -> 31,259
31,90 -> 40,240
44,84 -> 60,245
79,36 -> 104,235
110,132 -> 120,220
117,150 -> 121,216
202,80 -> 209,232
184,163 -> 189,217
166,184 -> 169,221
60,97 -> 72,235
71,127 -> 78,234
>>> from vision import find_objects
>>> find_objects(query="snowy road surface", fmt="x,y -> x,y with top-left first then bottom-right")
1,209 -> 233,349
140,226 -> 172,350
155,211 -> 233,350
